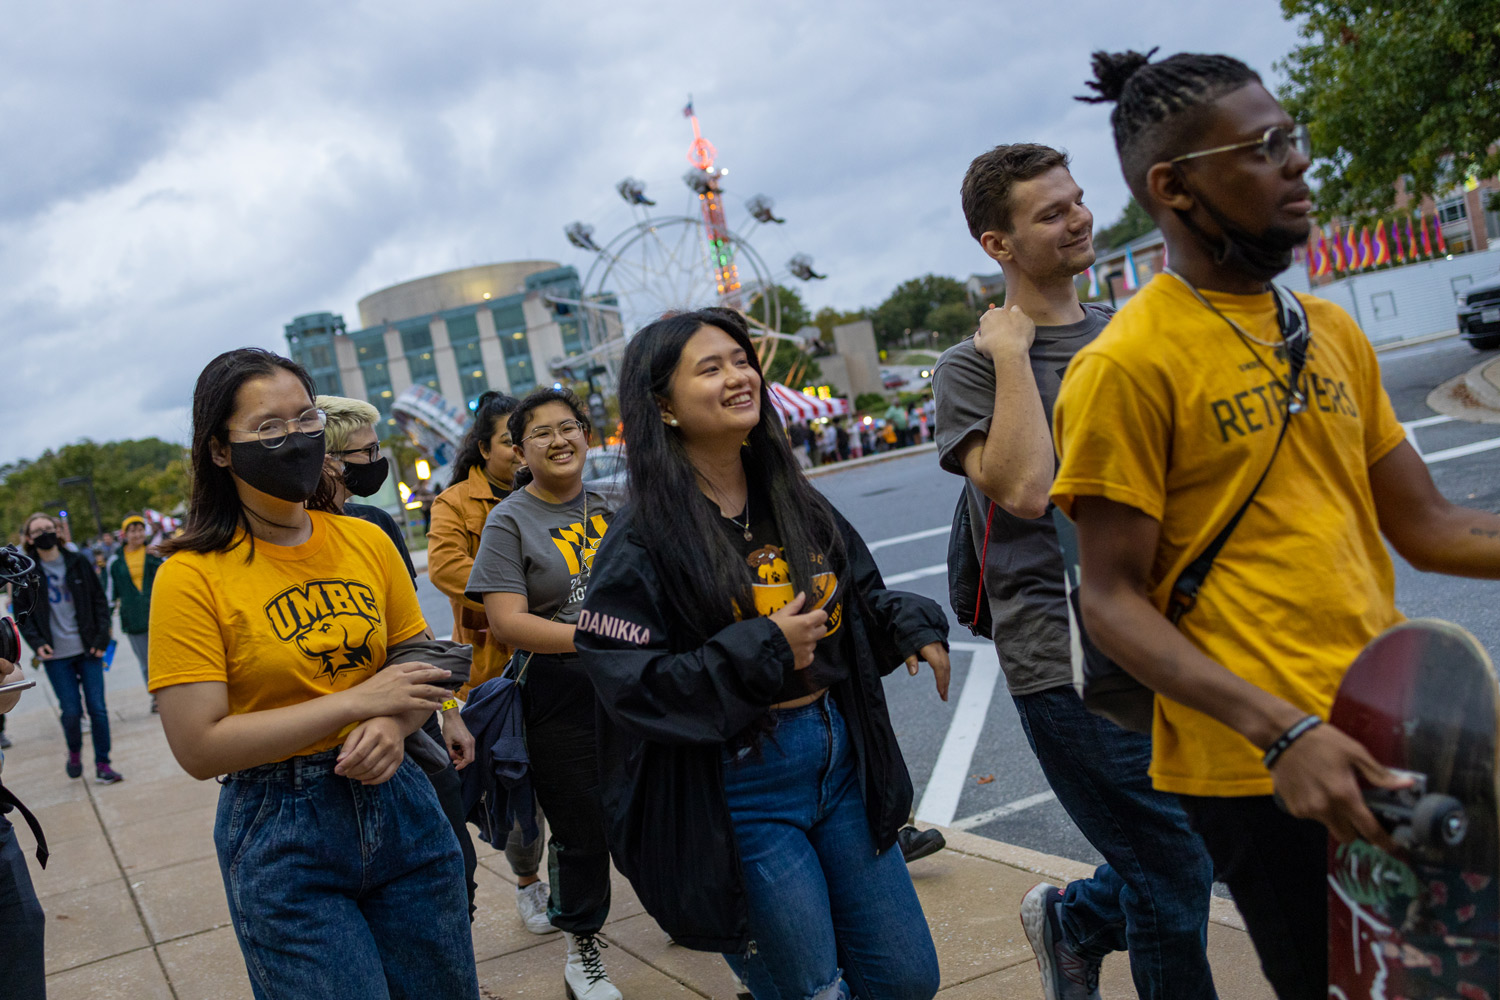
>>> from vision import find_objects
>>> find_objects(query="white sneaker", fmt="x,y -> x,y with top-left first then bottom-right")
564,932 -> 622,1000
515,880 -> 558,935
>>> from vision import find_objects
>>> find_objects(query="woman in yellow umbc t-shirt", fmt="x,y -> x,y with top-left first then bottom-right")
149,348 -> 480,1000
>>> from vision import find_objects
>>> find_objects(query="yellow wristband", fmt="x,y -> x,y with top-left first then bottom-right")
441,699 -> 459,712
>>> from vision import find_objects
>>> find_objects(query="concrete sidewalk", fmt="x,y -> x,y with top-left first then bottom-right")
2,649 -> 1274,999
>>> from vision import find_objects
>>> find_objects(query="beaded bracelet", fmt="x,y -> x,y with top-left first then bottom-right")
1262,715 -> 1322,770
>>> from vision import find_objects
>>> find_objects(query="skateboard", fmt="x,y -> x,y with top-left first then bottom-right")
1328,619 -> 1499,1000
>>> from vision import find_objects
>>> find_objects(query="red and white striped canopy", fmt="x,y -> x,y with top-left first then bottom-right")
767,382 -> 850,424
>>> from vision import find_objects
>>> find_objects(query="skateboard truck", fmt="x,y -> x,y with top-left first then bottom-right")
1363,768 -> 1468,853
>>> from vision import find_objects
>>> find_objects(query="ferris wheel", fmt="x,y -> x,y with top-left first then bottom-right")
561,100 -> 826,378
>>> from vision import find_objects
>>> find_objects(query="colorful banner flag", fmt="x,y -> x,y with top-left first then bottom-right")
1330,226 -> 1346,272
1420,213 -> 1434,257
1344,227 -> 1359,271
1316,229 -> 1331,276
1393,219 -> 1406,263
1085,266 -> 1099,298
1123,245 -> 1140,291
1306,233 -> 1323,279
1358,226 -> 1374,270
1434,214 -> 1447,254
1408,213 -> 1421,259
1374,221 -> 1391,266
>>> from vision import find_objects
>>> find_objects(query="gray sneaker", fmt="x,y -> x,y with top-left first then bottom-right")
1020,882 -> 1102,1000
516,880 -> 559,935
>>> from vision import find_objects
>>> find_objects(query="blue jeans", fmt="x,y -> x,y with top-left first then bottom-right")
44,654 -> 110,763
722,696 -> 939,1000
0,813 -> 46,1000
1013,686 -> 1216,1000
215,749 -> 478,1000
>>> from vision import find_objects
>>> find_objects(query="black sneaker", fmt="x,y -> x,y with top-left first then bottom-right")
94,763 -> 124,785
898,824 -> 946,863
66,752 -> 83,779
1020,882 -> 1102,1000
0,732 -> 12,750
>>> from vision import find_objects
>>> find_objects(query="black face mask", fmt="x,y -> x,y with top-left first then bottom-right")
229,433 -> 327,503
342,456 -> 389,497
1175,175 -> 1306,284
32,531 -> 59,551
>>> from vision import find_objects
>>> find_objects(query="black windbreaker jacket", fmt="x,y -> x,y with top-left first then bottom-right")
575,505 -> 948,953
16,547 -> 112,655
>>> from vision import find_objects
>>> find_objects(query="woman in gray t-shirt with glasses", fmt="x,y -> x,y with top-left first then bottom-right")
466,386 -> 623,1000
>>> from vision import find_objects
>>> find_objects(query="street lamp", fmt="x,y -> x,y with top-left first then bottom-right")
58,476 -> 104,538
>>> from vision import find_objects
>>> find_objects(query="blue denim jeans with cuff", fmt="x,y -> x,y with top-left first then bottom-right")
722,695 -> 940,1000
43,654 -> 110,763
215,748 -> 478,1000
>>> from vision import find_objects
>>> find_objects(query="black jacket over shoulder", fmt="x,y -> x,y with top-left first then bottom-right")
574,505 -> 948,954
16,548 -> 112,654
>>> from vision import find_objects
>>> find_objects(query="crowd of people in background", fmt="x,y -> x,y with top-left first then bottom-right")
5,43 -> 1500,1000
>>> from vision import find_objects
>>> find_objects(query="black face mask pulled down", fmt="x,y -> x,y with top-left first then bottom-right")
229,434 -> 327,503
1175,179 -> 1306,285
341,456 -> 389,498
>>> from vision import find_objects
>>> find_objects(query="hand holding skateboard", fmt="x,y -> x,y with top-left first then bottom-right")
1269,722 -> 1411,852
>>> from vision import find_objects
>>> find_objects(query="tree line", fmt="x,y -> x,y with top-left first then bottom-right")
0,439 -> 188,543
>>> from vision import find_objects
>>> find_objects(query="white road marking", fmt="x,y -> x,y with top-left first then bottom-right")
1423,435 -> 1500,464
884,563 -> 947,585
951,790 -> 1059,832
915,643 -> 1001,826
867,525 -> 949,551
1402,415 -> 1454,430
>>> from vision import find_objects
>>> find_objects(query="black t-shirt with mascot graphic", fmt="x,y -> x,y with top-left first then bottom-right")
716,488 -> 851,703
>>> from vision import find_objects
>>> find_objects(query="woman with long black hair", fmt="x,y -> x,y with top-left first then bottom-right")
465,386 -> 623,1000
575,307 -> 950,1000
149,348 -> 478,999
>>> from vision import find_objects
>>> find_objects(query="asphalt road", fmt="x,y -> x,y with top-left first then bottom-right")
410,336 -> 1499,868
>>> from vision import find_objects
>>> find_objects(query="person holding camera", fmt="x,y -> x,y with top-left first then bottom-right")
17,513 -> 123,784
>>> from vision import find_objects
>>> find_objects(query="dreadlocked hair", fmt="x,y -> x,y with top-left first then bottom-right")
1077,49 -> 1261,203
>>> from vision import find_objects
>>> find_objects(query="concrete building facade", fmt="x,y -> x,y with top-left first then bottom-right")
285,262 -> 600,434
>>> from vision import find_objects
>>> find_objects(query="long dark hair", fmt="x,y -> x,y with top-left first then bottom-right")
159,348 -> 316,559
618,307 -> 842,638
448,390 -> 519,491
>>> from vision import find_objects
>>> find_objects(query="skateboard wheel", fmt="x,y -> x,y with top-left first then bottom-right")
1410,794 -> 1467,849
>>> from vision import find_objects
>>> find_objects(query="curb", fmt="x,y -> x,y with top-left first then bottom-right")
1372,328 -> 1460,353
805,442 -> 939,478
1463,357 -> 1500,411
932,825 -> 1249,933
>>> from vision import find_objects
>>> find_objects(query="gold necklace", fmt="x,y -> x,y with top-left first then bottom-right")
726,496 -> 752,542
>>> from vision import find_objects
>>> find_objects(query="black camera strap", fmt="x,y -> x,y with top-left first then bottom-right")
1165,281 -> 1310,625
0,782 -> 48,867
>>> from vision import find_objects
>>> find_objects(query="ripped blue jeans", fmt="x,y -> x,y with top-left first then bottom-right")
721,696 -> 939,1000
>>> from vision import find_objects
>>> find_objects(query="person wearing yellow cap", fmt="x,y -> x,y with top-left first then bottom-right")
108,514 -> 163,712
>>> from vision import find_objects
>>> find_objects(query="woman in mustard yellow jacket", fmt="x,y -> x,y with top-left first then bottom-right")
428,390 -> 558,936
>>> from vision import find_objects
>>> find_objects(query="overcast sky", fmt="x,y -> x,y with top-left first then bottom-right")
0,1 -> 1303,465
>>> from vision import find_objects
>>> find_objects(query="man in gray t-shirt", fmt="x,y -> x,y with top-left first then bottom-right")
934,303 -> 1110,696
935,144 -> 1215,1000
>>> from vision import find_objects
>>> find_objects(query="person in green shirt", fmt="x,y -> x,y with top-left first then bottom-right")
108,514 -> 162,711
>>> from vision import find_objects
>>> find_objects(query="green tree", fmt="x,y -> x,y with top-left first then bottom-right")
870,275 -> 969,347
812,306 -> 869,341
928,301 -> 982,340
0,438 -> 187,541
1093,198 -> 1155,250
763,346 -> 822,388
748,284 -> 812,333
1277,0 -> 1500,218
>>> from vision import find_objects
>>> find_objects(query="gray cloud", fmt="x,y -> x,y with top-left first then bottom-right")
0,0 -> 1299,464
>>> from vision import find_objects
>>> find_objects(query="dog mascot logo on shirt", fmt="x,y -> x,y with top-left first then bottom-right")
746,545 -> 842,635
264,580 -> 382,681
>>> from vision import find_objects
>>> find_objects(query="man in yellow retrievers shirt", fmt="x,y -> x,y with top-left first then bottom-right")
1053,50 -> 1500,999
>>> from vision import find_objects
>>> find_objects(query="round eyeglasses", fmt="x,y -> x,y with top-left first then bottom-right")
522,419 -> 586,447
1171,124 -> 1312,168
237,408 -> 327,449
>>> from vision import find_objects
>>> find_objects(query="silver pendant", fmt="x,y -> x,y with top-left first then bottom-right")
1288,394 -> 1306,415
743,529 -> 753,542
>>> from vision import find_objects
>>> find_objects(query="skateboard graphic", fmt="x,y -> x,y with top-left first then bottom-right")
1328,619 -> 1500,1000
